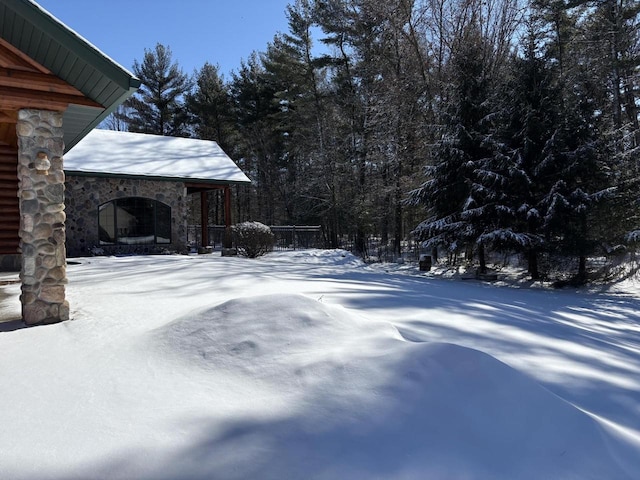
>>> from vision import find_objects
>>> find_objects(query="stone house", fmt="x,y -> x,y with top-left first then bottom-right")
62,129 -> 251,257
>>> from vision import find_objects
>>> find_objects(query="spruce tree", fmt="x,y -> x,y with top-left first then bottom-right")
492,24 -> 561,279
186,63 -> 234,151
581,0 -> 640,247
409,23 -> 498,272
532,1 -> 614,281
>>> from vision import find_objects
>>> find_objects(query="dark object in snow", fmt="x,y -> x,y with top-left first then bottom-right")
419,255 -> 432,271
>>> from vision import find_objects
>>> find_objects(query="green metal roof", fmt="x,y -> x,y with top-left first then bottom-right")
0,0 -> 140,150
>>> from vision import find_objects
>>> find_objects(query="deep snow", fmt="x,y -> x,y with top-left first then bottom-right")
0,249 -> 639,479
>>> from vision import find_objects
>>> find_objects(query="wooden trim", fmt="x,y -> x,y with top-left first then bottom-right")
185,182 -> 228,193
0,146 -> 17,155
0,38 -> 50,74
0,110 -> 18,123
0,85 -> 103,110
0,68 -> 91,98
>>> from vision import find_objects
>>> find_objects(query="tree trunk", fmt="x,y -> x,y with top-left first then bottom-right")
355,228 -> 367,259
578,255 -> 587,282
528,248 -> 540,280
478,243 -> 487,274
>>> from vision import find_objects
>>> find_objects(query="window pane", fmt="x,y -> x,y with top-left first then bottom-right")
116,198 -> 155,245
98,202 -> 116,244
98,197 -> 172,246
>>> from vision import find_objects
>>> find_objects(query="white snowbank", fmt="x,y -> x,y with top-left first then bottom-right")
0,251 -> 639,479
143,294 -> 638,479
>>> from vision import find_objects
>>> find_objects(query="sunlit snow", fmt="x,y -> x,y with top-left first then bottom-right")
0,249 -> 639,479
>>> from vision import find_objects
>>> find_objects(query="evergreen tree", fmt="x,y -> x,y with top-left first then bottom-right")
363,0 -> 432,258
118,43 -> 191,136
542,81 -> 610,281
314,0 -> 374,253
580,0 -> 640,246
184,62 -> 239,227
262,0 -> 333,226
186,63 -> 234,151
491,23 -> 560,279
409,23 -> 500,272
315,0 -> 433,256
531,0 -> 613,281
229,53 -> 283,224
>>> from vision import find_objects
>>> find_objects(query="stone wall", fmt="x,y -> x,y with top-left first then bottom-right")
17,109 -> 68,325
65,175 -> 189,257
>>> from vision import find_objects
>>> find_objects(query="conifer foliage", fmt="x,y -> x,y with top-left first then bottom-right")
107,0 -> 640,281
117,43 -> 191,136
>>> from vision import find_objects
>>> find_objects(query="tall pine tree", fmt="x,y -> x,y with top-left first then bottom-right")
118,43 -> 191,136
186,62 -> 234,151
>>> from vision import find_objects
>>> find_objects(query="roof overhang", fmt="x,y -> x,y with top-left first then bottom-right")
66,170 -> 252,187
0,0 -> 140,151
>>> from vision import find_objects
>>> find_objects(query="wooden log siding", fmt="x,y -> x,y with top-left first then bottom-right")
0,146 -> 19,254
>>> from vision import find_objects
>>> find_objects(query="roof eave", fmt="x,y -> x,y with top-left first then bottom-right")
64,85 -> 139,151
0,0 -> 140,151
9,0 -> 140,93
64,170 -> 252,186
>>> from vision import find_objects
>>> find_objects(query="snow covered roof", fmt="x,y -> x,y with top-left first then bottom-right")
64,129 -> 251,184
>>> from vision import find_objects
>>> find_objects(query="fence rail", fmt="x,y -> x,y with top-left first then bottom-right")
269,225 -> 326,250
187,225 -> 327,251
186,224 -> 423,262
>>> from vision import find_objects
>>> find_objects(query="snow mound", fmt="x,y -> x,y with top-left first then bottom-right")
147,294 -> 638,480
154,293 -> 398,375
263,248 -> 364,266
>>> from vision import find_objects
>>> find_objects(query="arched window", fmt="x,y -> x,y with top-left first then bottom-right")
98,197 -> 171,245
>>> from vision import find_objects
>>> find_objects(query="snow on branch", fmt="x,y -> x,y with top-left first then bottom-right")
478,229 -> 541,248
626,230 -> 640,244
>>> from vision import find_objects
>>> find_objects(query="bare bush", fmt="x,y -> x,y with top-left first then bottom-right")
232,221 -> 274,258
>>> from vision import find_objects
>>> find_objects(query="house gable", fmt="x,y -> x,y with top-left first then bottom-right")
0,37 -> 102,256
0,0 -> 140,151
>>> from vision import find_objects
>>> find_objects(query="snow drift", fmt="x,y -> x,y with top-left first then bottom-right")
142,294 -> 636,480
1,251 -> 639,480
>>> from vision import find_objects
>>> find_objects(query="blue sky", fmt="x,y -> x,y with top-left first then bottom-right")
36,0 -> 293,78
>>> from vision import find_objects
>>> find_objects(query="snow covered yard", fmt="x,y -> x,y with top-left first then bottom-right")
1,249 -> 639,479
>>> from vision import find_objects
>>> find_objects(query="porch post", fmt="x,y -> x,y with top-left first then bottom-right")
17,109 -> 69,325
200,191 -> 209,247
224,186 -> 232,248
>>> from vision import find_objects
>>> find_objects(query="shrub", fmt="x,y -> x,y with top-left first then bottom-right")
232,221 -> 275,258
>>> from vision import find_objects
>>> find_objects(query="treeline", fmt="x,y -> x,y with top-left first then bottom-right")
111,0 -> 640,281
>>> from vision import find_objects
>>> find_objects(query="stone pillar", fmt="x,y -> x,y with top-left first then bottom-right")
16,109 -> 69,325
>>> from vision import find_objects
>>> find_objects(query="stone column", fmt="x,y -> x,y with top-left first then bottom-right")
16,109 -> 69,325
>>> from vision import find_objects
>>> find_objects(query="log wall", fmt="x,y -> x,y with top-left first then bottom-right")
0,145 -> 19,255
